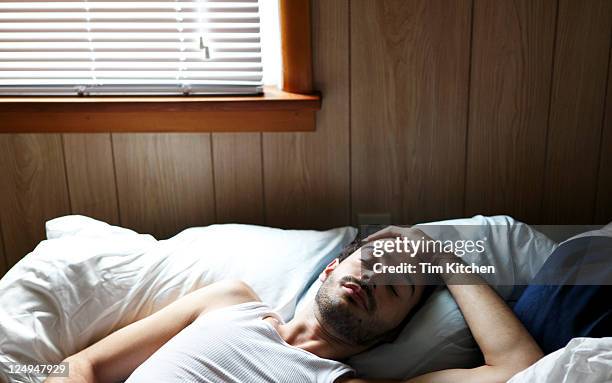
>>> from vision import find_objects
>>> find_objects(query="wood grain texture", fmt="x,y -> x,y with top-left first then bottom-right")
542,0 -> 612,223
0,222 -> 7,276
0,110 -> 316,133
0,87 -> 320,110
0,88 -> 320,133
595,47 -> 612,224
212,133 -> 264,224
112,134 -> 216,239
263,0 -> 349,229
2,1 -> 612,277
465,0 -> 557,222
0,134 -> 71,266
352,0 -> 471,224
279,0 -> 313,93
63,134 -> 120,225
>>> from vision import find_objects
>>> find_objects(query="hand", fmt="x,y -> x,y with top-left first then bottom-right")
363,225 -> 460,285
360,226 -> 438,285
364,225 -> 437,263
364,225 -> 428,243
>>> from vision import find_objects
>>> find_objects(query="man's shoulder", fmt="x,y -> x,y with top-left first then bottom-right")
217,279 -> 261,303
197,279 -> 262,315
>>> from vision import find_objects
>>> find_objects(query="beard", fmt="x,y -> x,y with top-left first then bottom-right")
314,274 -> 381,346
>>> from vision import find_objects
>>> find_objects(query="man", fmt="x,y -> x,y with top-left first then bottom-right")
46,227 -> 542,383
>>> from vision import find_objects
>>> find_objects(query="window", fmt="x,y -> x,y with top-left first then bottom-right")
0,0 -> 319,132
0,0 -> 277,95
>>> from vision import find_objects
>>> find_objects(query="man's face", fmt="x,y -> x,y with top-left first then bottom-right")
314,244 -> 424,346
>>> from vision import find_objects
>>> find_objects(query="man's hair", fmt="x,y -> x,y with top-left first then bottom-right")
338,238 -> 362,263
336,236 -> 437,344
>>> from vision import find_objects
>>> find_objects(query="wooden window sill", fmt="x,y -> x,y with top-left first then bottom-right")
0,86 -> 321,133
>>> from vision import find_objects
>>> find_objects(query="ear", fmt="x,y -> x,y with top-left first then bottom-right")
319,258 -> 339,282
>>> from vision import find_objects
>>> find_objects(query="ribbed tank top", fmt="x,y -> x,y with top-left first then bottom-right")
125,301 -> 354,383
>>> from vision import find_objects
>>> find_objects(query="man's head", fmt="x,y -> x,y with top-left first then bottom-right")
314,239 -> 426,348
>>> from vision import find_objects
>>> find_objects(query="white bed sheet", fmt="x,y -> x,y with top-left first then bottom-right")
509,337 -> 612,383
2,215 -> 598,383
0,216 -> 356,383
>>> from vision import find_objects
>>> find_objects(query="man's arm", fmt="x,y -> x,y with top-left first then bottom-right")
45,280 -> 259,383
403,281 -> 543,383
341,226 -> 543,383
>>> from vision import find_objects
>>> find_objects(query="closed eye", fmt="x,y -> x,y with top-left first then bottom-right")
388,285 -> 399,297
359,255 -> 376,268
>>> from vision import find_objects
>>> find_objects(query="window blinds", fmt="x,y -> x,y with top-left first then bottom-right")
0,0 -> 263,95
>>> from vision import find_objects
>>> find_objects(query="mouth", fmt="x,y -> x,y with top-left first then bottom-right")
342,281 -> 370,312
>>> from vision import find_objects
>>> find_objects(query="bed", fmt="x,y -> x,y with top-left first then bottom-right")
0,215 -> 610,382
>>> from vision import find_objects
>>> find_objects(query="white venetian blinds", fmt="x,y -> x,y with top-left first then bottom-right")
0,0 -> 263,95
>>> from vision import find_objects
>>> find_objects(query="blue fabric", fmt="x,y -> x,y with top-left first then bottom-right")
513,236 -> 612,354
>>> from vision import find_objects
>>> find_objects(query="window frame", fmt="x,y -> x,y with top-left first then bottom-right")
0,0 -> 320,133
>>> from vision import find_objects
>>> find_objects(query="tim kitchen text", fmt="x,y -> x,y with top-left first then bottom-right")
373,262 -> 495,275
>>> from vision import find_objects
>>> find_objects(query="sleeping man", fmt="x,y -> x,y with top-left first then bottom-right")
46,226 -> 543,383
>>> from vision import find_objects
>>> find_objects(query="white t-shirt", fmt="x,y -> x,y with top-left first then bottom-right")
126,301 -> 354,383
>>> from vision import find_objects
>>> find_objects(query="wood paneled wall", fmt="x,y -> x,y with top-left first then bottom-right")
0,0 -> 611,275
351,0 -> 471,224
465,0 -> 557,223
597,47 -> 612,222
542,0 -> 612,223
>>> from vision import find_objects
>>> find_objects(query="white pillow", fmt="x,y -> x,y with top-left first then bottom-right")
0,215 -> 356,383
558,221 -> 612,245
297,215 -> 558,380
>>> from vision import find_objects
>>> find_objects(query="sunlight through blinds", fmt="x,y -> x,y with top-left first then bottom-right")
0,0 -> 263,95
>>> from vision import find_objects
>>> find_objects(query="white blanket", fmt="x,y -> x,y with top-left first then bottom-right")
509,338 -> 612,383
0,216 -> 356,383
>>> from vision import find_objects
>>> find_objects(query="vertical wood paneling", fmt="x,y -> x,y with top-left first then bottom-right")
113,133 -> 216,239
352,0 -> 471,224
2,1 -> 612,276
595,48 -> 612,224
542,0 -> 612,223
0,223 -> 7,276
0,134 -> 71,266
63,134 -> 120,225
597,123 -> 612,223
262,0 -> 350,229
465,0 -> 557,222
212,133 -> 264,224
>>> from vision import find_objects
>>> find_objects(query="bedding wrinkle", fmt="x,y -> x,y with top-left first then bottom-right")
508,338 -> 612,382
